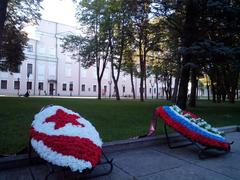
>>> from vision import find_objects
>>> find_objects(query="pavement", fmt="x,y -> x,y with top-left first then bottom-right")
0,131 -> 239,180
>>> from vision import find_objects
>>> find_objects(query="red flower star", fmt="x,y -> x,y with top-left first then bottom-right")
44,109 -> 84,129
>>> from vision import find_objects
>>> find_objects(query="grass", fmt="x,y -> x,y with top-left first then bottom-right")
0,96 -> 239,154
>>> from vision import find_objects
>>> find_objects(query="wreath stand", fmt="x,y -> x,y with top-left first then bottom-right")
28,140 -> 113,180
163,123 -> 232,159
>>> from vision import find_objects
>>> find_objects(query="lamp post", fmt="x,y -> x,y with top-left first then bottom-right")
108,80 -> 112,98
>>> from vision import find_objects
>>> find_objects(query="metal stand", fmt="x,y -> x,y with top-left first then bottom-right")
163,123 -> 230,159
28,140 -> 113,179
44,151 -> 113,180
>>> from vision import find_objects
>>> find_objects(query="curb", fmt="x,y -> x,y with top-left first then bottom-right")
0,125 -> 238,171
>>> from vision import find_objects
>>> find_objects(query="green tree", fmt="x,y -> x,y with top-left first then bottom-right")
63,0 -> 110,100
0,0 -> 42,71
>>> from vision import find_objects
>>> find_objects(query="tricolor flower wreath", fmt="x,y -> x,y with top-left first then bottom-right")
157,105 -> 231,151
30,105 -> 103,172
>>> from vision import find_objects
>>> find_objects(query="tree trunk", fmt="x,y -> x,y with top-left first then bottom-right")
0,0 -> 8,52
155,75 -> 159,99
237,88 -> 239,99
113,80 -> 120,100
211,80 -> 216,103
130,69 -> 136,99
189,68 -> 197,107
171,65 -> 181,103
139,38 -> 144,101
97,78 -> 101,100
177,65 -> 190,110
206,79 -> 210,101
228,72 -> 239,103
176,0 -> 198,110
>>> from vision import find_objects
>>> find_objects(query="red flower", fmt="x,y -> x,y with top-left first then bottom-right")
44,109 -> 84,129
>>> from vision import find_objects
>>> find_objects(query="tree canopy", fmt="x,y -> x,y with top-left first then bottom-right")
0,0 -> 42,72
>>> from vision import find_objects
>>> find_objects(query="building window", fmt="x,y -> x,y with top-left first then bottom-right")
93,85 -> 97,92
27,63 -> 33,75
14,81 -> 20,90
27,82 -> 32,90
1,80 -> 7,89
104,85 -> 107,93
0,61 -> 7,72
149,88 -> 152,93
12,65 -> 21,73
123,86 -> 125,93
38,82 -> 43,90
26,44 -> 33,52
62,83 -> 67,91
154,88 -> 156,94
81,84 -> 85,92
69,83 -> 73,91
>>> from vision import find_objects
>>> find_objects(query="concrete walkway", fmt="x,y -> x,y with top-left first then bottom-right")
0,132 -> 239,180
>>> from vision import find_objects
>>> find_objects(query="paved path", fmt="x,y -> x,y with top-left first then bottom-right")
0,132 -> 239,180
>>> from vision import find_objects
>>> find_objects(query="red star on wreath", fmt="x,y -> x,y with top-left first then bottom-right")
44,109 -> 84,129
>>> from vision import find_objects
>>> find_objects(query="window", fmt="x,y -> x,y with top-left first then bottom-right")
104,85 -> 107,93
123,86 -> 125,93
149,88 -> 152,93
81,84 -> 85,92
38,82 -> 43,90
0,61 -> 7,72
69,83 -> 73,91
27,63 -> 33,75
12,65 -> 21,73
26,44 -> 33,52
62,83 -> 67,91
93,85 -> 97,92
14,81 -> 20,90
1,80 -> 7,89
27,82 -> 32,90
154,88 -> 156,94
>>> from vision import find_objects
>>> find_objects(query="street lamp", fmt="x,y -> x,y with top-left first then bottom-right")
108,80 -> 112,98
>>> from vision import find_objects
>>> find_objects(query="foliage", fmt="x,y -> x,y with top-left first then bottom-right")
0,24 -> 28,71
0,0 -> 42,72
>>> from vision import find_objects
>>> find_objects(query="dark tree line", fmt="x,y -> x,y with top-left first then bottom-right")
51,0 -> 240,108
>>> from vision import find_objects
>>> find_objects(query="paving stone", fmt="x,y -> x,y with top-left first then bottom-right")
0,167 -> 32,180
90,165 -> 133,180
110,147 -> 186,177
196,152 -> 240,180
0,132 -> 239,180
138,164 -> 234,180
152,132 -> 240,163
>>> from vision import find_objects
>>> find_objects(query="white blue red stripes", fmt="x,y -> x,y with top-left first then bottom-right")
157,106 -> 230,150
163,106 -> 226,142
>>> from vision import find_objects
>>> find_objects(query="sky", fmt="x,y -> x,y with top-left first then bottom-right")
40,0 -> 77,26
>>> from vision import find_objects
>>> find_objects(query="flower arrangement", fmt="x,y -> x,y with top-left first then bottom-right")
172,105 -> 224,136
30,105 -> 103,172
157,105 -> 231,151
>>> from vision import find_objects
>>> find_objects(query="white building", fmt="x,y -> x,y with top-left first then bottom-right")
0,20 -> 165,98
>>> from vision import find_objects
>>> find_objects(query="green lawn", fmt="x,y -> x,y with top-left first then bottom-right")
0,97 -> 239,154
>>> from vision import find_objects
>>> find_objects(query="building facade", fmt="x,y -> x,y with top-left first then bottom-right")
0,20 -> 165,98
